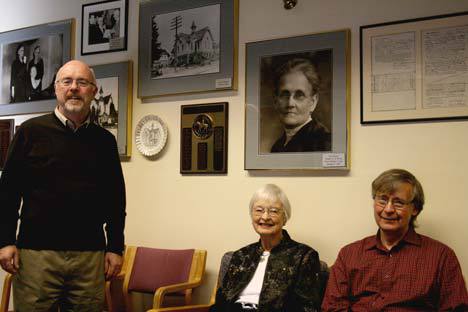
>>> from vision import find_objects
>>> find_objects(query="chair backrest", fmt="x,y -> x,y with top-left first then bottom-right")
128,247 -> 195,293
208,251 -> 233,305
318,260 -> 330,304
122,246 -> 206,311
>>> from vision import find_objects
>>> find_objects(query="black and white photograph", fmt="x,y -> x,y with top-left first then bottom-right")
151,4 -> 220,79
259,50 -> 332,154
81,0 -> 128,55
0,36 -> 63,105
90,76 -> 119,140
90,61 -> 132,157
245,30 -> 350,170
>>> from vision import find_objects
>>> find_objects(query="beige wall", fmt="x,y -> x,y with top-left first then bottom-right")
1,0 -> 468,308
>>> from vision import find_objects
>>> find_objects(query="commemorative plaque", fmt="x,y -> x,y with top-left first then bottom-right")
0,119 -> 14,170
180,102 -> 228,174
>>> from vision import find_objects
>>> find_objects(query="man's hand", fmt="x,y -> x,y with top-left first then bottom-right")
0,245 -> 19,274
104,252 -> 123,281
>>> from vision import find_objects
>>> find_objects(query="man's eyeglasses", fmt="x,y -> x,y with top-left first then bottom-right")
252,206 -> 283,218
55,78 -> 96,88
374,195 -> 412,210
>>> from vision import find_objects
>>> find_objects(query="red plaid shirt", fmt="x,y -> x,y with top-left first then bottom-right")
322,227 -> 468,311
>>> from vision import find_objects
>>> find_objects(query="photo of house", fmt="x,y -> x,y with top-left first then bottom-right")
151,4 -> 220,79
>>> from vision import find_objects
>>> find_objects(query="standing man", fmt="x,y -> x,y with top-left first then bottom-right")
322,169 -> 468,311
270,58 -> 331,153
0,60 -> 126,310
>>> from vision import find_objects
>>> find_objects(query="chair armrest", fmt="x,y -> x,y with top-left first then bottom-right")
153,280 -> 203,309
0,273 -> 12,312
148,304 -> 211,312
105,271 -> 126,312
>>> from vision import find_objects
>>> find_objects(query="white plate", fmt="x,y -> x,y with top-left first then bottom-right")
135,115 -> 168,156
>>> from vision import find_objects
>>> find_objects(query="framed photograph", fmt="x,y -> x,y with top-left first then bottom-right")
90,61 -> 133,158
245,30 -> 350,170
0,19 -> 73,116
0,119 -> 14,169
180,102 -> 228,174
138,0 -> 238,98
361,11 -> 468,124
81,0 -> 128,55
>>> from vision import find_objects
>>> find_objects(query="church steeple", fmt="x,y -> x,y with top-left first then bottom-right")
191,21 -> 196,33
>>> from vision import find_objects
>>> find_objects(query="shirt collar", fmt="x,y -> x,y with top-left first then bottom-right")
54,107 -> 90,131
256,229 -> 293,254
365,226 -> 422,251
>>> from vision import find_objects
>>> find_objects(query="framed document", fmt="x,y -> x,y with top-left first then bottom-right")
180,102 -> 228,174
361,11 -> 468,123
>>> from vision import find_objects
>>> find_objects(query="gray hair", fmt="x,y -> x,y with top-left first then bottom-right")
274,58 -> 320,97
249,184 -> 291,224
372,168 -> 425,227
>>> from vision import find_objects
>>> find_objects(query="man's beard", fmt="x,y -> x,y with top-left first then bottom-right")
63,99 -> 89,115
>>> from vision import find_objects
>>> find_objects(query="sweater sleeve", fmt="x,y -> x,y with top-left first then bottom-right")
102,134 -> 126,255
0,127 -> 26,248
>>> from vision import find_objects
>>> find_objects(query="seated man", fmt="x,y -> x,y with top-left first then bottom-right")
322,169 -> 468,311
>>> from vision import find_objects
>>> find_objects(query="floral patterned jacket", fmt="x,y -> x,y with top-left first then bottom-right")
212,230 -> 321,312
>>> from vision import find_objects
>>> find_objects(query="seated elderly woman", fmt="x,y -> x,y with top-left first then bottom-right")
210,184 -> 322,312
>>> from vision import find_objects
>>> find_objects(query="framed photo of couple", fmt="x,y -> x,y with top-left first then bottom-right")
81,0 -> 128,55
244,30 -> 350,170
0,19 -> 73,116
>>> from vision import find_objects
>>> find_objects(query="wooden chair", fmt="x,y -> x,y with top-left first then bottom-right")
0,273 -> 12,312
107,246 -> 207,312
147,252 -> 232,312
150,252 -> 330,312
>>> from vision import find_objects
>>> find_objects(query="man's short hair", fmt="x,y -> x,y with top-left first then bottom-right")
371,169 -> 425,227
274,58 -> 320,97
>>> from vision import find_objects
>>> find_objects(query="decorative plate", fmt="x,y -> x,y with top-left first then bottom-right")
135,115 -> 168,156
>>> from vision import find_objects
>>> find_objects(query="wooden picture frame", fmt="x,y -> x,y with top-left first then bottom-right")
0,19 -> 73,116
360,11 -> 468,123
245,30 -> 350,170
81,0 -> 128,55
138,0 -> 238,98
90,61 -> 133,158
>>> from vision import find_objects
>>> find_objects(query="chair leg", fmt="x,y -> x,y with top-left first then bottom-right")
105,281 -> 113,312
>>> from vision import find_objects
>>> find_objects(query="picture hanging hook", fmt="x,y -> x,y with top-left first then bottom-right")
283,0 -> 298,10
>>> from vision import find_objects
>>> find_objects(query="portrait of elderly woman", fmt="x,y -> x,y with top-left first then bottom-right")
210,184 -> 322,312
259,51 -> 332,153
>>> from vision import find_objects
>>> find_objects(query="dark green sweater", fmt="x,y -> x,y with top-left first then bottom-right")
0,113 -> 126,254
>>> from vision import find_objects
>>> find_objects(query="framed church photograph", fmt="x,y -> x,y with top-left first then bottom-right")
138,0 -> 238,97
90,61 -> 133,158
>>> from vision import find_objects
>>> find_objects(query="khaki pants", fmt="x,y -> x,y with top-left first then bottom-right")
13,249 -> 105,312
